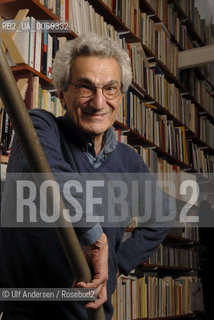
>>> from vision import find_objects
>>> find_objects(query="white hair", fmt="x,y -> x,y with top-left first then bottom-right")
52,32 -> 132,92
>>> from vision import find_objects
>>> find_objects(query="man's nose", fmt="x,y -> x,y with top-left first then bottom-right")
90,88 -> 106,108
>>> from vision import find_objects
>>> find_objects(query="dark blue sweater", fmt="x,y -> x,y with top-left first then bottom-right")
0,110 -> 169,319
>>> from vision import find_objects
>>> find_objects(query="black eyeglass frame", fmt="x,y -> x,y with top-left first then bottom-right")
69,82 -> 123,100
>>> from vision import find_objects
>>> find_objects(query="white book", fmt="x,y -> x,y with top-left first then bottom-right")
60,0 -> 65,20
103,21 -> 108,37
89,4 -> 96,33
28,16 -> 36,68
47,91 -> 52,112
70,0 -> 78,34
12,17 -> 30,65
32,76 -> 40,109
81,0 -> 87,34
48,0 -> 54,12
58,37 -> 67,49
47,34 -> 53,78
83,0 -> 90,33
88,4 -> 93,32
75,0 -> 83,35
68,0 -> 74,31
100,15 -> 105,36
34,21 -> 42,72
52,0 -> 56,15
0,163 -> 7,181
95,12 -> 100,35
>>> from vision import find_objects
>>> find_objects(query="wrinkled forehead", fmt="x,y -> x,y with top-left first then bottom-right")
69,55 -> 122,84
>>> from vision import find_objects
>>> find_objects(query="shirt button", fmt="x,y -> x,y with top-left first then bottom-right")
88,142 -> 93,148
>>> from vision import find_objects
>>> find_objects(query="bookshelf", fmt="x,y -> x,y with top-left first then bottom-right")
0,0 -> 213,319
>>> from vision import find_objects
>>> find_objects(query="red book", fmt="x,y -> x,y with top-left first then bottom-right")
65,0 -> 69,21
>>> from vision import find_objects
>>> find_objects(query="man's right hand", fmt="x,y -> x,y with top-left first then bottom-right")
76,232 -> 109,309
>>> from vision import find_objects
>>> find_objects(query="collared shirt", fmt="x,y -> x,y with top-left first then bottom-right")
84,127 -> 117,168
66,113 -> 117,245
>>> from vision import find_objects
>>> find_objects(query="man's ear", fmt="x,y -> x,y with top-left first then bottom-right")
58,89 -> 67,110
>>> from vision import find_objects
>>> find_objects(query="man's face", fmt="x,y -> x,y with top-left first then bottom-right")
59,56 -> 123,137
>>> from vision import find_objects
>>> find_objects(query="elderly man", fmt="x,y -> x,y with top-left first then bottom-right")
0,33 -> 169,319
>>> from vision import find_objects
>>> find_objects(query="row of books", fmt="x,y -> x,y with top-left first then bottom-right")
37,0 -> 68,20
127,45 -> 213,124
195,80 -> 214,117
180,24 -> 198,50
37,0 -> 121,42
177,0 -> 213,45
132,142 -> 213,200
68,0 -> 122,42
168,3 -> 184,45
112,131 -> 202,201
139,15 -> 178,76
7,16 -> 67,78
148,0 -> 213,45
119,90 -> 214,157
181,223 -> 199,241
179,69 -> 214,116
147,243 -> 199,268
112,274 -> 204,319
169,223 -> 199,241
118,93 -> 189,163
197,64 -> 214,88
0,77 -> 29,156
199,116 -> 214,149
187,140 -> 214,177
138,138 -> 214,180
103,0 -> 145,38
30,76 -> 64,117
113,131 -> 188,198
126,41 -> 213,119
104,0 -> 213,46
127,9 -> 179,77
116,126 -> 213,180
0,76 -> 64,156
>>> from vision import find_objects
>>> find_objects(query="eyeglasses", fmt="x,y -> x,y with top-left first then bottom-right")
70,82 -> 123,100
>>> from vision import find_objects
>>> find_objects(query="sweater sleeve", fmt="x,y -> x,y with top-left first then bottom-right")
6,109 -> 103,245
117,226 -> 169,275
116,144 -> 173,275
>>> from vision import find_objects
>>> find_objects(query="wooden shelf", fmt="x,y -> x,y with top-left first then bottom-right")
166,234 -> 200,245
11,64 -> 53,86
87,0 -> 135,40
181,92 -> 214,124
139,0 -> 157,16
187,134 -> 214,155
114,120 -> 191,169
140,263 -> 200,272
125,230 -> 200,245
137,314 -> 201,320
195,68 -> 214,92
131,82 -> 195,130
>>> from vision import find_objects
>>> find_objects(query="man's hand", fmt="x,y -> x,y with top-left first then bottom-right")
76,232 -> 108,309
